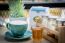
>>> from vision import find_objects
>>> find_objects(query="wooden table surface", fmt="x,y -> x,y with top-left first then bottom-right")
0,22 -> 51,43
0,35 -> 51,43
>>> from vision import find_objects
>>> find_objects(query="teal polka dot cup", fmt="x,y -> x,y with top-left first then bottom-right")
6,17 -> 28,38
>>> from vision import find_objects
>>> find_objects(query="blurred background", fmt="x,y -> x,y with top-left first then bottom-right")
0,0 -> 65,43
0,0 -> 65,35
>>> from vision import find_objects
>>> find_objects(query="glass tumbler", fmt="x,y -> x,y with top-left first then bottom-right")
31,26 -> 43,41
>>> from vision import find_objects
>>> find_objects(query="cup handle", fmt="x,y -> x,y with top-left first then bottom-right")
6,23 -> 9,30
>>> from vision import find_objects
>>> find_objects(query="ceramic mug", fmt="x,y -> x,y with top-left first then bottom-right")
6,17 -> 28,38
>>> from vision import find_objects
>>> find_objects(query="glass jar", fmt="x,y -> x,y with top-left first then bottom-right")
41,7 -> 49,28
48,8 -> 62,31
0,10 -> 9,26
42,15 -> 49,28
48,16 -> 58,31
49,8 -> 62,17
29,6 -> 49,29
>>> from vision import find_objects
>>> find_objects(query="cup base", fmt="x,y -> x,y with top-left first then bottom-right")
12,34 -> 24,38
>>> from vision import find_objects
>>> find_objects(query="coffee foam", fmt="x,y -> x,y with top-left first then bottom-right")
9,20 -> 27,25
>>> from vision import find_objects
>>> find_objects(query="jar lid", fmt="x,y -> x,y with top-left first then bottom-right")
57,18 -> 65,22
30,6 -> 49,12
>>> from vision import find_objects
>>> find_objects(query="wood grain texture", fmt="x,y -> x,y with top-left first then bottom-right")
58,26 -> 65,43
0,27 -> 51,43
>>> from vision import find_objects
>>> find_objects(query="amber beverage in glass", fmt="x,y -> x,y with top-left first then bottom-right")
31,26 -> 43,41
